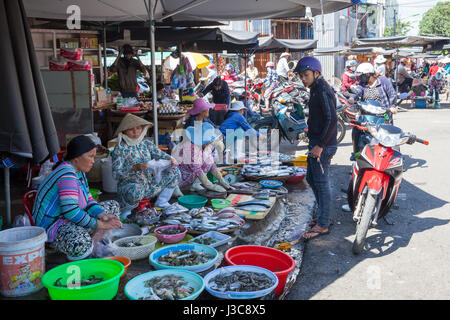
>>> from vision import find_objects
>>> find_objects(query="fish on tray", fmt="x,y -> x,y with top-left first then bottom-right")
158,250 -> 214,266
234,200 -> 273,208
253,191 -> 271,200
235,205 -> 268,212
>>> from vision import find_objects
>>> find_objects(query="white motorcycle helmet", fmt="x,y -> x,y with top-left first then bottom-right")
356,62 -> 375,76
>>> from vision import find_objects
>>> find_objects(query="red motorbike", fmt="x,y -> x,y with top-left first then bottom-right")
346,121 -> 429,254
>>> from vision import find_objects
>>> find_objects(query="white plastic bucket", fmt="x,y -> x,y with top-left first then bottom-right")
101,157 -> 118,193
0,226 -> 47,297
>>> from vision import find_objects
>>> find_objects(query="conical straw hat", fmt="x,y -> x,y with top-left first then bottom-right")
114,113 -> 153,137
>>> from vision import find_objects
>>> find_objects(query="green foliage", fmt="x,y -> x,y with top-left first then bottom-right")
383,21 -> 412,37
419,2 -> 450,37
107,73 -> 120,91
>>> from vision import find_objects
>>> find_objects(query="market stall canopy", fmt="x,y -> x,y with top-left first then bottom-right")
351,36 -> 450,50
23,0 -> 354,22
440,56 -> 450,64
252,36 -> 317,53
181,29 -> 260,53
0,0 -> 59,164
313,46 -> 395,56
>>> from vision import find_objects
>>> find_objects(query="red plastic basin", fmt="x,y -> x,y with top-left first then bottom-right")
224,245 -> 296,297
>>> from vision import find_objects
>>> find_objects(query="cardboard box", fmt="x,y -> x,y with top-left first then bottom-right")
59,38 -> 79,49
89,37 -> 98,49
85,54 -> 99,66
95,89 -> 109,104
80,37 -> 90,49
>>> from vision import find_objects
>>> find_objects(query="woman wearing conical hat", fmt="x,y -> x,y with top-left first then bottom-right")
111,114 -> 182,209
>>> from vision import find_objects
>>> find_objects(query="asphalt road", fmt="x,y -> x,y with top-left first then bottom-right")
285,103 -> 450,300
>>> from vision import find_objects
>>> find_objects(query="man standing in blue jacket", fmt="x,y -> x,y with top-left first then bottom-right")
288,57 -> 338,241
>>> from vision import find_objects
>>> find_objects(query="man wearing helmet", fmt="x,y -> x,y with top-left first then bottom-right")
341,59 -> 358,96
286,56 -> 338,241
396,58 -> 414,93
262,61 -> 279,112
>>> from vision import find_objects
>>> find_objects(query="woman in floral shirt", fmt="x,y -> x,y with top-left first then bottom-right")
111,114 -> 181,209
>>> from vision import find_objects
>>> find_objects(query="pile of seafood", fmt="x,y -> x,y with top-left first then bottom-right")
125,208 -> 161,226
231,182 -> 288,197
258,153 -> 292,163
117,239 -> 145,248
208,271 -> 275,293
191,236 -> 218,246
158,250 -> 214,267
162,207 -> 244,233
54,275 -> 103,288
141,275 -> 194,300
156,226 -> 186,235
240,164 -> 294,177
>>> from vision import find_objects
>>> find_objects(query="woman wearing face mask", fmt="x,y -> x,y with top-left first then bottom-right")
341,59 -> 358,97
348,63 -> 397,159
32,136 -> 122,261
349,63 -> 397,114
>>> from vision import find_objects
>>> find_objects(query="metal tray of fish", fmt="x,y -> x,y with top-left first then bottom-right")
203,265 -> 279,299
189,231 -> 232,248
149,243 -> 219,273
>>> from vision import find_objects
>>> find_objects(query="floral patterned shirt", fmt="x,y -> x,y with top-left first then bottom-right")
111,138 -> 171,187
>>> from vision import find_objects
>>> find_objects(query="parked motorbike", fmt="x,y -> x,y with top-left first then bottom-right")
346,121 -> 429,254
253,99 -> 308,145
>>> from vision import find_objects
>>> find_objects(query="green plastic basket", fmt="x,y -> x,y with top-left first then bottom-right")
41,259 -> 124,300
178,195 -> 208,209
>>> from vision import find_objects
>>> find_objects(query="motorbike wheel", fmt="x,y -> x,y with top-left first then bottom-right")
352,193 -> 377,255
337,118 -> 346,144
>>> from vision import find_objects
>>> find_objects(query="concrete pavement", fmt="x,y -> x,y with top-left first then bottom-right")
286,104 -> 450,300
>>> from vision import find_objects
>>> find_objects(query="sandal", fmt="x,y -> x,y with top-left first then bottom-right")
302,226 -> 330,242
308,218 -> 333,228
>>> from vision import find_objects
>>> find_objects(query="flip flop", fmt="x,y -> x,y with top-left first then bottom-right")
301,228 -> 330,242
308,218 -> 333,228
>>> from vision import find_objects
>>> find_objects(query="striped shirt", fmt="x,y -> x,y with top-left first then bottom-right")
32,161 -> 104,242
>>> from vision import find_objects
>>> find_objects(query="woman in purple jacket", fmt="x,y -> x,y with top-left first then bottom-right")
349,63 -> 399,159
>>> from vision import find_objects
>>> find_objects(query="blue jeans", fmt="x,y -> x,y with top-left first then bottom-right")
306,145 -> 337,228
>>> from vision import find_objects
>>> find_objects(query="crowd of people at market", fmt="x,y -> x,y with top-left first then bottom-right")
31,43 -> 450,259
341,54 -> 449,108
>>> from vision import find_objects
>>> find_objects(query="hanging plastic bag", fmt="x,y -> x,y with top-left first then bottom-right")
13,214 -> 31,228
91,229 -> 116,258
147,159 -> 171,183
123,97 -> 138,107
